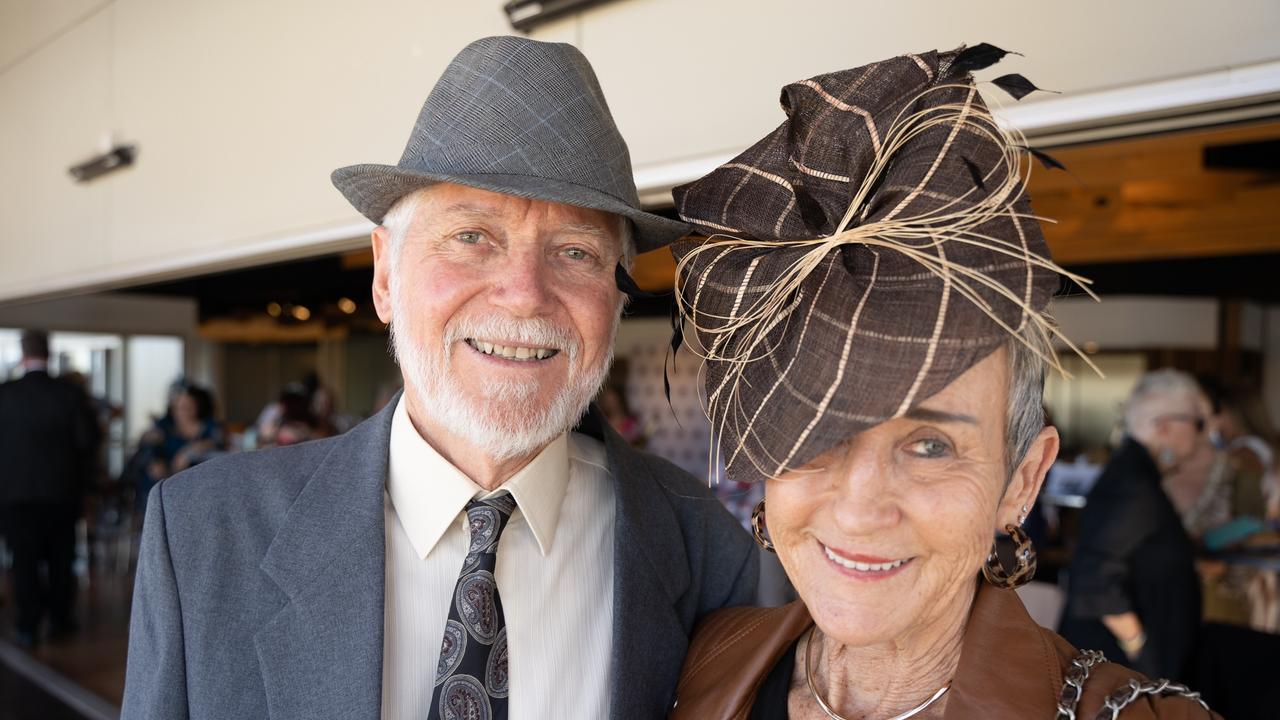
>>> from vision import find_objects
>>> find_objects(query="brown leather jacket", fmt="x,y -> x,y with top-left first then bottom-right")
670,584 -> 1220,719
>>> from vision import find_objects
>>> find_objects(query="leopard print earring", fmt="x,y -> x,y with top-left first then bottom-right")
982,523 -> 1037,589
750,499 -> 775,553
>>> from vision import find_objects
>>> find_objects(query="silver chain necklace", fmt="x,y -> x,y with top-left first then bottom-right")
804,627 -> 951,720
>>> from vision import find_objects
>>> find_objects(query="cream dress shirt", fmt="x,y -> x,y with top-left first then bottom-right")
381,397 -> 615,719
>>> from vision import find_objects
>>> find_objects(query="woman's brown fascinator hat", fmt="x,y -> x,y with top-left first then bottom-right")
672,45 -> 1096,482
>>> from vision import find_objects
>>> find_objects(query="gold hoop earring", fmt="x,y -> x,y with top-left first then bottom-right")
751,499 -> 776,553
982,524 -> 1036,589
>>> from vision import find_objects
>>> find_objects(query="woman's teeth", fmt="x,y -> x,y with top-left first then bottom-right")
824,547 -> 908,572
467,338 -> 557,361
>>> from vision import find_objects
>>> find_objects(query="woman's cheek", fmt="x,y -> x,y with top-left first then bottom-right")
907,473 -> 998,561
763,480 -> 821,579
763,488 -> 800,551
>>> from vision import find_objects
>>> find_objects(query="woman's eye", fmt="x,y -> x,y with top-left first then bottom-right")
563,247 -> 592,261
456,231 -> 483,245
908,438 -> 950,459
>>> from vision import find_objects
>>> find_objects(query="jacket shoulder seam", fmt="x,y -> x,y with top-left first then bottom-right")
683,610 -> 777,682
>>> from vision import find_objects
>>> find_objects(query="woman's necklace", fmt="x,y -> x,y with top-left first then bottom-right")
804,627 -> 951,720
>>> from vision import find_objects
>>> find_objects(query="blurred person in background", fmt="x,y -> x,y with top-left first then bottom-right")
1193,388 -> 1280,634
136,382 -> 225,504
1270,469 -> 1280,523
1163,380 -> 1226,536
60,370 -> 117,492
1215,389 -> 1277,521
260,383 -> 317,446
252,375 -> 355,446
62,370 -> 121,438
599,383 -> 644,448
252,380 -> 299,445
0,330 -> 100,648
1061,369 -> 1206,681
310,383 -> 358,438
1169,385 -> 1278,536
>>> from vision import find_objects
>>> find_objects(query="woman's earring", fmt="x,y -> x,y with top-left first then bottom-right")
982,524 -> 1037,589
750,499 -> 776,553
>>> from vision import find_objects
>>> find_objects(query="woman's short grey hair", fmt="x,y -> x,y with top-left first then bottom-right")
1004,316 -> 1055,479
380,185 -> 636,270
1123,369 -> 1203,435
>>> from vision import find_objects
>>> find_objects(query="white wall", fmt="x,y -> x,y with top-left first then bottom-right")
1051,296 -> 1219,350
0,0 -> 105,70
2,0 -> 1279,304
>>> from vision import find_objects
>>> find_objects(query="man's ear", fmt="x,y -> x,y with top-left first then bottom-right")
371,226 -> 393,324
999,425 -> 1059,528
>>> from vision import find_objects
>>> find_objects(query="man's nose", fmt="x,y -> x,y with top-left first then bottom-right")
489,247 -> 555,316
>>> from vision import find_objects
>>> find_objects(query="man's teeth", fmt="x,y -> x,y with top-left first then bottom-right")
824,547 -> 908,572
467,339 -> 556,361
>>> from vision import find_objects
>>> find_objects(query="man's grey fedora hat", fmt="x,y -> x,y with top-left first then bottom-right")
332,35 -> 689,253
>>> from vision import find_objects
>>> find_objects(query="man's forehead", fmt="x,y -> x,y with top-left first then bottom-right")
420,183 -> 617,232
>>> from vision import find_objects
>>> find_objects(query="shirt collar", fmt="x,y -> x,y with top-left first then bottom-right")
386,396 -> 570,559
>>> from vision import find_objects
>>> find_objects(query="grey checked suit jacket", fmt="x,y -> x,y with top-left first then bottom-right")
121,399 -> 758,719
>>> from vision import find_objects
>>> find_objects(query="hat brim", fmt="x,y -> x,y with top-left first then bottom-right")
331,164 -> 689,254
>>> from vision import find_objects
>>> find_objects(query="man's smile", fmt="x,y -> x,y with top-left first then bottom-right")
464,337 -> 560,362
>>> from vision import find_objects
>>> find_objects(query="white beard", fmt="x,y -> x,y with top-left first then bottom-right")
389,282 -> 617,463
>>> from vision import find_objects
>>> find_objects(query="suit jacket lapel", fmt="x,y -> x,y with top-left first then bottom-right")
250,400 -> 695,719
254,401 -> 395,720
577,407 -> 693,719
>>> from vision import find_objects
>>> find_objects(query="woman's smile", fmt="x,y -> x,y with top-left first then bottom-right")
819,540 -> 915,580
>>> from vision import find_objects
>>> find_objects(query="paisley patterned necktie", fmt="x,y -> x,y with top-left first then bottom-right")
427,493 -> 516,720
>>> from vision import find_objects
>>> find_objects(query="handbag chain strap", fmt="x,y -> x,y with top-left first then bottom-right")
1054,649 -> 1211,720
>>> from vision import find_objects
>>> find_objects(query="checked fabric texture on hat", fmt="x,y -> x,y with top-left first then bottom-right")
428,494 -> 517,720
398,39 -> 635,204
672,49 -> 1058,482
331,36 -> 689,252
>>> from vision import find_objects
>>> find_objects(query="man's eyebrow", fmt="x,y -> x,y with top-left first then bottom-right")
441,203 -> 499,218
437,207 -> 612,241
903,407 -> 979,425
556,222 -> 613,240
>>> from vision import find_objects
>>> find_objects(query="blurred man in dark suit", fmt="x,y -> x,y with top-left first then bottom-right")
0,330 -> 100,648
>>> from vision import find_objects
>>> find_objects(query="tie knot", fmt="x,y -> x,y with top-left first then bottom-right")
464,494 -> 516,556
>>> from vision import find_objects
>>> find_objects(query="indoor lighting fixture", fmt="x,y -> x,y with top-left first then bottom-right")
337,297 -> 357,314
68,144 -> 137,183
503,0 -> 615,32
266,302 -> 282,317
291,305 -> 311,321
